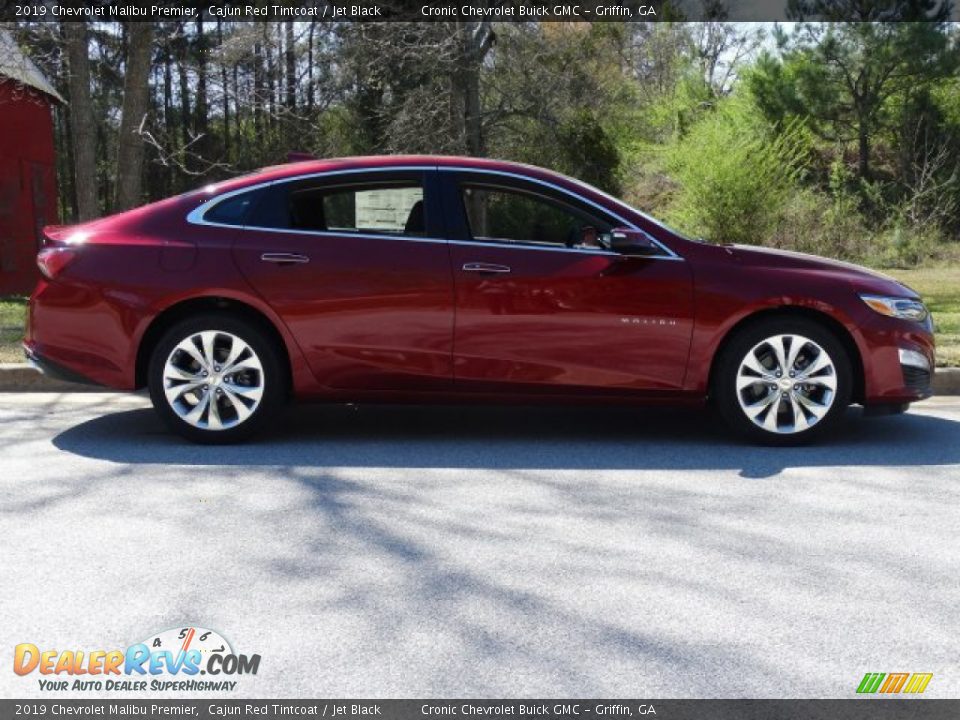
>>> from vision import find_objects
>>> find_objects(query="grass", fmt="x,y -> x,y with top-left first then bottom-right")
888,266 -> 960,368
0,297 -> 27,364
0,266 -> 957,368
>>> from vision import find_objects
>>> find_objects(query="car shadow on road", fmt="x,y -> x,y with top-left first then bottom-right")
51,402 -> 960,478
37,402 -> 960,695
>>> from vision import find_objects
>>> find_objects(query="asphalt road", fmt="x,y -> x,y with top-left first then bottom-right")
1,393 -> 959,699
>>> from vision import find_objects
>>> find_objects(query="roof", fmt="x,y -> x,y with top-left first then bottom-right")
213,155 -> 582,195
192,154 -> 678,238
0,27 -> 65,104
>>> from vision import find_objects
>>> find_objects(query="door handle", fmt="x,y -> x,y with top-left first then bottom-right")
462,262 -> 511,274
261,252 -> 310,265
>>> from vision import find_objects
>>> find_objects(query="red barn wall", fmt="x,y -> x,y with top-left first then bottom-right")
0,81 -> 59,295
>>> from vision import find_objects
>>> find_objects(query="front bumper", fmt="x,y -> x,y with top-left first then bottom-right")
858,313 -> 935,406
898,346 -> 933,395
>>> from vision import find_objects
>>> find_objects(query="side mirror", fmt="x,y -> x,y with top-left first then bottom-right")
606,228 -> 660,256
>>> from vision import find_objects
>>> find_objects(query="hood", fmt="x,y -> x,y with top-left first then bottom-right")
727,244 -> 917,298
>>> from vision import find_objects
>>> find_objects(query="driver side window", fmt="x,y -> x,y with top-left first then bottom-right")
460,184 -> 612,248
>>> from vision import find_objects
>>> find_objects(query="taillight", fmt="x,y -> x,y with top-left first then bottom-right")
37,246 -> 77,280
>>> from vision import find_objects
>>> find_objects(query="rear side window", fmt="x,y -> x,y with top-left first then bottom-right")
203,189 -> 263,226
251,180 -> 426,236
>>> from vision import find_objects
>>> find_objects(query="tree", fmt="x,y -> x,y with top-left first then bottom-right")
64,22 -> 98,220
454,20 -> 495,156
750,9 -> 955,179
115,23 -> 154,211
334,21 -> 494,156
691,21 -> 763,98
486,23 -> 628,192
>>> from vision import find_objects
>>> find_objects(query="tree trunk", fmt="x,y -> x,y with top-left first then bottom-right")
462,60 -> 483,156
307,22 -> 316,113
194,17 -> 209,159
59,103 -> 76,222
285,21 -> 296,111
266,26 -> 276,123
217,19 -> 230,163
115,23 -> 154,212
162,38 -> 174,193
232,61 -> 242,162
456,21 -> 493,157
857,110 -> 870,180
64,22 -> 98,221
176,24 -> 192,175
253,38 -> 264,138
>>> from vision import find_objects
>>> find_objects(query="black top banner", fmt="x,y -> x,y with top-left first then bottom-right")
1,0 -> 957,22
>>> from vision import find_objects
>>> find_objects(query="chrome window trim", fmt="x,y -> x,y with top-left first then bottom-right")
447,239 -> 618,257
217,224 -> 451,246
185,164 -> 684,261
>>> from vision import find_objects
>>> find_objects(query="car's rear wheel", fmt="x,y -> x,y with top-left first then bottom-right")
714,317 -> 853,445
147,314 -> 285,443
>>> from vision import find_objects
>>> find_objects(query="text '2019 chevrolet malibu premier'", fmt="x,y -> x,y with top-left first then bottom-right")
25,156 -> 935,444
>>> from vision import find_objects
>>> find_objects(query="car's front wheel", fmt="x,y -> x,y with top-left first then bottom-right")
147,314 -> 285,443
714,317 -> 853,444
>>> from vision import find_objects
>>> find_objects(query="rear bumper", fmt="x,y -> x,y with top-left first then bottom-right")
26,279 -> 138,390
23,342 -> 105,387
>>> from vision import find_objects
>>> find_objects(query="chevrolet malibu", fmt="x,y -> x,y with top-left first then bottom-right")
25,155 -> 935,444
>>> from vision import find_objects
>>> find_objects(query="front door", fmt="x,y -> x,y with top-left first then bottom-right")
232,169 -> 454,392
442,172 -> 694,394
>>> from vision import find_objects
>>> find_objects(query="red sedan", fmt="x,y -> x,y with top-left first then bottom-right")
25,156 -> 935,444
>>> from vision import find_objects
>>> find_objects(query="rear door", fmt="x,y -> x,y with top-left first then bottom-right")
228,169 -> 454,392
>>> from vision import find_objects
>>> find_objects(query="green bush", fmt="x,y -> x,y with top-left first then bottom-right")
769,188 -> 871,260
665,99 -> 808,245
766,185 -> 950,268
868,224 -> 944,269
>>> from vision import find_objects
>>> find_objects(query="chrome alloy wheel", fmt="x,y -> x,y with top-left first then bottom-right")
735,334 -> 837,434
162,330 -> 265,431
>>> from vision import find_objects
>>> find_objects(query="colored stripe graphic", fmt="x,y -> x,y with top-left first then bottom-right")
903,673 -> 933,694
857,673 -> 886,693
880,673 -> 909,693
857,672 -> 933,694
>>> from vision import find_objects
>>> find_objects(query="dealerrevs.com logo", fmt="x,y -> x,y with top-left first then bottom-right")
13,626 -> 260,692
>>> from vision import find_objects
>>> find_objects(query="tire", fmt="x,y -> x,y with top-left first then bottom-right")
713,317 -> 853,445
147,313 -> 286,443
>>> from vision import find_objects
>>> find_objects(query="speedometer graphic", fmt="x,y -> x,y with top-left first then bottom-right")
137,626 -> 233,660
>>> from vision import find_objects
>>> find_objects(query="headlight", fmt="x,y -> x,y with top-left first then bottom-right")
859,294 -> 929,322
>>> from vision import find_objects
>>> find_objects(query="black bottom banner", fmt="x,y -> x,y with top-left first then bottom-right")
3,700 -> 959,720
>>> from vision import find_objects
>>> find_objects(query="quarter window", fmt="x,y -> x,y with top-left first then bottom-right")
461,184 -> 612,248
203,188 -> 262,226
